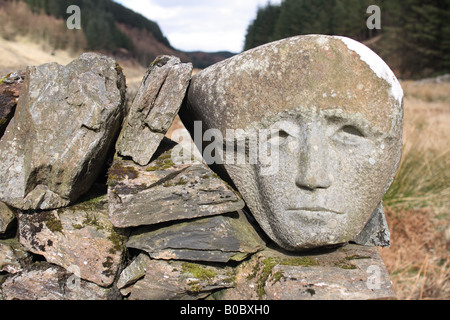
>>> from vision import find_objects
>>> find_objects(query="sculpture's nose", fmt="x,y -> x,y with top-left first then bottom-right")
295,123 -> 332,190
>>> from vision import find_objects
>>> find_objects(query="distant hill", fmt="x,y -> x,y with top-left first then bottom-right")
184,51 -> 236,70
2,0 -> 234,69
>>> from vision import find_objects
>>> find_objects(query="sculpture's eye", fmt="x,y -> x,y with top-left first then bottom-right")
267,129 -> 290,146
333,125 -> 366,145
267,121 -> 300,147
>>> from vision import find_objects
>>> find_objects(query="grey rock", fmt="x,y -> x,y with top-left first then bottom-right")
0,53 -> 126,210
0,239 -> 31,275
182,35 -> 403,251
116,55 -> 192,166
353,202 -> 391,247
0,242 -> 22,274
1,262 -> 119,300
0,202 -> 15,234
0,70 -> 24,138
125,259 -> 235,300
108,144 -> 245,228
126,211 -> 266,263
117,253 -> 150,291
18,193 -> 126,287
214,244 -> 396,300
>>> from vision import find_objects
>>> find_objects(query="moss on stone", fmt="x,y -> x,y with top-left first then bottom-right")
257,258 -> 279,299
247,255 -> 320,299
162,177 -> 188,188
0,74 -> 8,85
75,195 -> 107,212
115,63 -> 123,76
280,257 -> 319,267
102,256 -> 116,277
223,274 -> 237,286
45,213 -> 63,234
148,56 -> 167,68
73,213 -> 105,231
229,252 -> 249,262
108,231 -> 125,254
334,261 -> 358,270
108,161 -> 139,186
181,262 -> 216,282
345,255 -> 371,261
272,271 -> 284,284
189,282 -> 202,293
146,152 -> 175,172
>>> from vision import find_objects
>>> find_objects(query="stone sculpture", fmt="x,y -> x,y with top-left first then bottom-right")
181,35 -> 404,251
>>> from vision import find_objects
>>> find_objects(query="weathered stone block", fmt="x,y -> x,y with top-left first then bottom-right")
213,244 -> 396,300
18,193 -> 126,287
122,257 -> 235,300
1,262 -> 119,300
108,144 -> 245,228
0,202 -> 15,235
126,211 -> 266,263
0,53 -> 126,211
116,55 -> 192,166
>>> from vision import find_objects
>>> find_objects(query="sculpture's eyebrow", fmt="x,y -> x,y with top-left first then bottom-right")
322,111 -> 384,137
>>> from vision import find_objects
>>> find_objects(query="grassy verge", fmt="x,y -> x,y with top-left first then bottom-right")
383,147 -> 449,211
379,80 -> 449,300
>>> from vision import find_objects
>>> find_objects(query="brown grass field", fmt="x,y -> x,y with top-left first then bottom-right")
379,80 -> 450,300
0,28 -> 448,299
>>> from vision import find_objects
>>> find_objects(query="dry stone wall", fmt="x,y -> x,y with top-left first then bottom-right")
0,49 -> 396,300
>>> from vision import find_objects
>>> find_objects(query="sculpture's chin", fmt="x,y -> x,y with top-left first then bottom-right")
272,236 -> 348,252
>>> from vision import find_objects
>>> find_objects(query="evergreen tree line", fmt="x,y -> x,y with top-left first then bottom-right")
21,0 -> 172,52
244,0 -> 450,78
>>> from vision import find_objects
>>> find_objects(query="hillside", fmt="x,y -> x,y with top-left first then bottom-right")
244,0 -> 450,79
0,0 -> 234,70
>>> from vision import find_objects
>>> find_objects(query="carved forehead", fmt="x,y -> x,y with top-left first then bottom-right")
187,35 -> 403,134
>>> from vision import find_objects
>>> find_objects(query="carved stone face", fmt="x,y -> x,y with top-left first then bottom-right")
182,35 -> 404,251
247,107 -> 400,250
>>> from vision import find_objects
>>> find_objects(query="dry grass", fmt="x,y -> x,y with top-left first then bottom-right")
0,1 -> 86,75
0,1 -> 87,55
380,79 -> 450,300
0,36 -> 77,75
380,208 -> 449,300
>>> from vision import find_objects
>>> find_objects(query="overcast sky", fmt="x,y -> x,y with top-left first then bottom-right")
115,0 -> 282,53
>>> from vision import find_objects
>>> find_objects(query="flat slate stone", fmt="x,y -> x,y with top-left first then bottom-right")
108,144 -> 245,228
116,253 -> 150,291
123,258 -> 235,300
116,55 -> 193,166
353,203 -> 391,247
126,211 -> 266,263
1,262 -> 119,300
18,193 -> 126,287
0,202 -> 15,235
213,244 -> 396,300
0,241 -> 23,274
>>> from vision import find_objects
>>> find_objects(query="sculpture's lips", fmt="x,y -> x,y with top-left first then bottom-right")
286,207 -> 344,215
